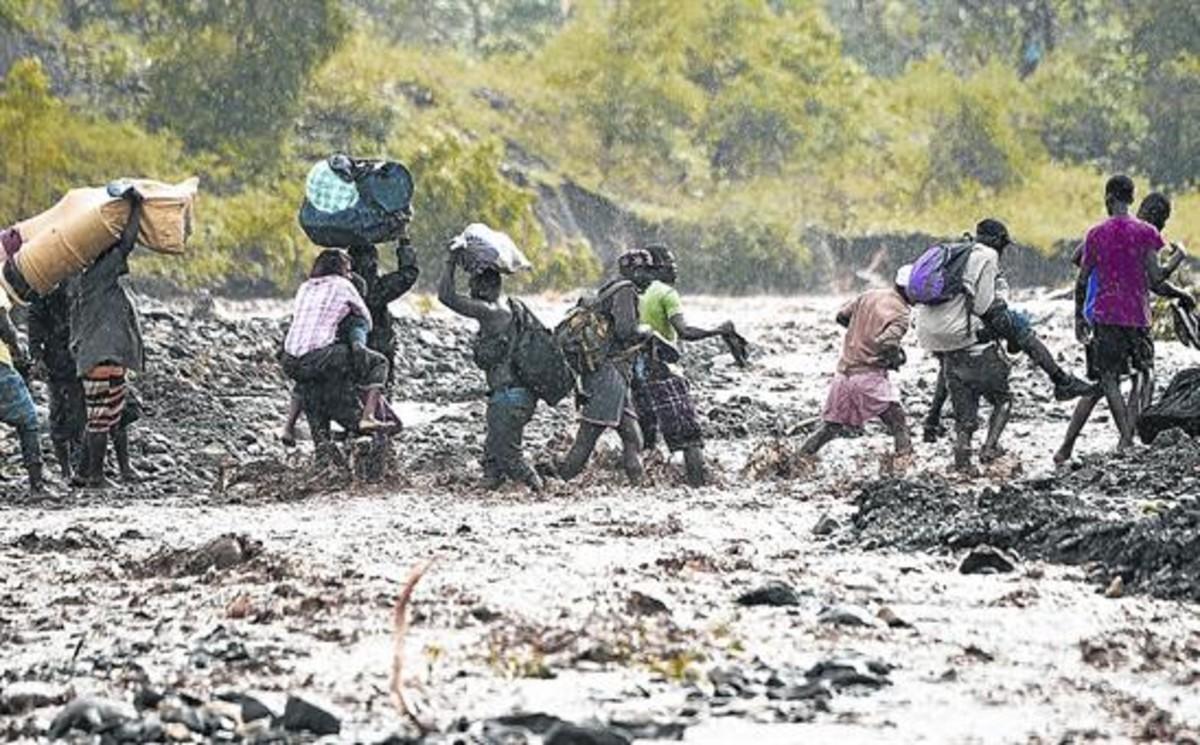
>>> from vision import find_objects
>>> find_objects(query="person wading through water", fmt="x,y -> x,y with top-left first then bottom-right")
1054,176 -> 1190,463
630,244 -> 745,486
915,219 -> 1014,474
279,231 -> 416,446
27,281 -> 83,479
67,195 -> 146,489
0,287 -> 44,495
347,223 -> 419,388
27,285 -> 84,481
551,251 -> 648,485
800,265 -> 914,468
281,249 -> 389,445
921,251 -> 1094,442
438,252 -> 544,492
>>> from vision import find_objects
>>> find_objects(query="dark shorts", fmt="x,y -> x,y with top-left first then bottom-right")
942,346 -> 1011,433
1087,324 -> 1153,380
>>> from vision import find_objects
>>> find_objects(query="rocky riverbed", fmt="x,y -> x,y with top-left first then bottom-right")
2,292 -> 1199,743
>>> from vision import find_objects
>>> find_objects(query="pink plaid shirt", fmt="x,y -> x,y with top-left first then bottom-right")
284,275 -> 372,357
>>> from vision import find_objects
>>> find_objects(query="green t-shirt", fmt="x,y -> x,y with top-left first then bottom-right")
639,280 -> 683,342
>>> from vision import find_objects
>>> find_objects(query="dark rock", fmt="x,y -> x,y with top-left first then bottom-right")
806,657 -> 892,689
765,681 -> 830,702
281,693 -> 342,736
47,697 -> 134,738
958,545 -> 1017,575
816,604 -> 877,627
876,606 -> 912,628
544,723 -> 632,745
707,666 -> 752,698
608,719 -> 687,740
736,581 -> 800,607
132,686 -> 164,711
236,691 -> 286,723
470,606 -> 503,623
0,681 -> 66,715
626,590 -> 670,616
812,514 -> 840,536
493,712 -> 566,734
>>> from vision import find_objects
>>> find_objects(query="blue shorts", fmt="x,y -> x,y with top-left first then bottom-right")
0,364 -> 37,431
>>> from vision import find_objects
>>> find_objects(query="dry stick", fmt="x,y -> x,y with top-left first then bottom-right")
392,561 -> 433,734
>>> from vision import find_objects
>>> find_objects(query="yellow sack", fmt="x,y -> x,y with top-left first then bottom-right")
7,177 -> 198,297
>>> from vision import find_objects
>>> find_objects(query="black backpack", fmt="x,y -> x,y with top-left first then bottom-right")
509,299 -> 576,406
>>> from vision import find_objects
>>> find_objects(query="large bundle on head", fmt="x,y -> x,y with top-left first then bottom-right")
0,177 -> 199,303
299,155 -> 414,248
450,223 -> 530,274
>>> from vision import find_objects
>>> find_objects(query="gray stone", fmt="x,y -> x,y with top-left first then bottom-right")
958,545 -> 1017,575
816,604 -> 878,627
281,693 -> 342,736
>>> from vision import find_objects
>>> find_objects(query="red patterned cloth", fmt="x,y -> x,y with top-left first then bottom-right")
821,369 -> 899,428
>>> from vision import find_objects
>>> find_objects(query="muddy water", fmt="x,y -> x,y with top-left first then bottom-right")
2,293 -> 1199,743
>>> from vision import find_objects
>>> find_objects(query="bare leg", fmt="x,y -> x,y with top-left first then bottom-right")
359,386 -> 383,430
113,427 -> 141,482
979,399 -> 1011,463
557,421 -> 605,481
280,392 -> 302,446
1100,374 -> 1134,450
52,441 -> 73,480
924,363 -> 949,442
683,445 -> 706,487
617,414 -> 644,486
879,404 -> 913,456
800,422 -> 843,456
1055,394 -> 1099,464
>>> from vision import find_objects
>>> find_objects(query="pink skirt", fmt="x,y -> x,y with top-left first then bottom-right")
821,369 -> 899,428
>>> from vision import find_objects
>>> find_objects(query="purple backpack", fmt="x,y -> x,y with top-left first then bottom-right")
906,242 -> 974,305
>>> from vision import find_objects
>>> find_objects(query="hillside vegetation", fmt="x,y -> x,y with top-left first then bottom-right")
0,0 -> 1197,293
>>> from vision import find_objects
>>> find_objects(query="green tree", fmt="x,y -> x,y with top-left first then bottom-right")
142,0 -> 348,164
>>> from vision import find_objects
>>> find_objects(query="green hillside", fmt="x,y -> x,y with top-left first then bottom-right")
0,0 -> 1197,293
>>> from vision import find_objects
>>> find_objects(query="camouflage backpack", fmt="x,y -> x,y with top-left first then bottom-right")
553,279 -> 633,375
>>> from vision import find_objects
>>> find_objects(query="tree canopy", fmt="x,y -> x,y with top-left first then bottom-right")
0,0 -> 1197,293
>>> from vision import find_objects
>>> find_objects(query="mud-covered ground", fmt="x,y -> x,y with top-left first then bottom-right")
2,292 -> 1200,743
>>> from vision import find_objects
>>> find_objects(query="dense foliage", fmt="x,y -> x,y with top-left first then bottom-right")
0,0 -> 1196,293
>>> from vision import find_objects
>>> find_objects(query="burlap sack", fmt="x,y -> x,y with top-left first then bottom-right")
11,177 -> 198,295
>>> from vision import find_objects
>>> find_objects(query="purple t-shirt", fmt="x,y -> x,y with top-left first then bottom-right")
1081,215 -> 1164,328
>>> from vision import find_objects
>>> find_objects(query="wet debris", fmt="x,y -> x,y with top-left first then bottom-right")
850,445 -> 1200,601
0,680 -> 69,715
626,590 -> 670,617
9,525 -> 113,553
736,581 -> 801,607
742,439 -> 816,480
128,533 -> 264,578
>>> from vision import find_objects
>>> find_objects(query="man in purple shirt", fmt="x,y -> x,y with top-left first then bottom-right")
1055,176 -> 1189,462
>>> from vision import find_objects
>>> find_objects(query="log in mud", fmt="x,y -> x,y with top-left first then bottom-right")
1,293 -> 1199,743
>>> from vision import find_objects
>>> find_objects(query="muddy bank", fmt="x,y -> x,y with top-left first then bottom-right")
848,435 -> 1200,602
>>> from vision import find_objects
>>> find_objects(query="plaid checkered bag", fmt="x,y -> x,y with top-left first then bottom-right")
305,160 -> 360,214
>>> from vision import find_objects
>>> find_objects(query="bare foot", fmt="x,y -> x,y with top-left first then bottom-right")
357,417 -> 384,433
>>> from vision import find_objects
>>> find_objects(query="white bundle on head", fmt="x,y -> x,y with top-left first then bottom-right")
451,223 -> 531,274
